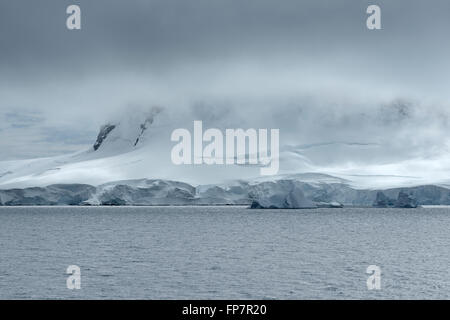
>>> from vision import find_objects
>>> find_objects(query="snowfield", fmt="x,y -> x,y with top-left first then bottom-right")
2,108 -> 450,206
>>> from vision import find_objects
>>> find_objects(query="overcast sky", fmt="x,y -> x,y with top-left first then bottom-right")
1,0 -> 450,161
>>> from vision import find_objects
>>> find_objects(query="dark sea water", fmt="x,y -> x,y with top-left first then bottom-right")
0,206 -> 449,299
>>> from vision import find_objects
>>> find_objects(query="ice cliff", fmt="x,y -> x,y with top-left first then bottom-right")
249,180 -> 316,209
0,177 -> 446,207
373,190 -> 418,208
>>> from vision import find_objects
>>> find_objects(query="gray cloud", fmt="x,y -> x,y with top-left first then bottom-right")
1,0 -> 450,164
2,0 -> 450,86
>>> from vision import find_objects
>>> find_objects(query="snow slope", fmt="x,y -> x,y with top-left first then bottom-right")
0,107 -> 273,188
2,107 -> 450,191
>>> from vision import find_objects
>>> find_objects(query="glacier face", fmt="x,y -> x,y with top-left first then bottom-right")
248,180 -> 317,209
0,184 -> 96,206
1,177 -> 450,207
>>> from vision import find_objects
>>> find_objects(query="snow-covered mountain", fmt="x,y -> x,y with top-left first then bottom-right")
2,107 -> 450,206
0,107 -> 278,188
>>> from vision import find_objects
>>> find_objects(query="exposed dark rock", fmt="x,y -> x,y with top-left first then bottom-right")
133,107 -> 163,146
93,124 -> 116,151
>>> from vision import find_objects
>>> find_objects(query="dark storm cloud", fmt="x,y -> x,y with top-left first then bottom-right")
1,0 -> 450,161
1,0 -> 450,81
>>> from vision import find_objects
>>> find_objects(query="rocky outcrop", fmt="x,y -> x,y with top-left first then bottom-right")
92,107 -> 163,153
93,124 -> 116,151
133,108 -> 162,146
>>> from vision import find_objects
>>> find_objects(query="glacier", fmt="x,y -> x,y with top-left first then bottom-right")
1,177 -> 450,207
2,108 -> 450,207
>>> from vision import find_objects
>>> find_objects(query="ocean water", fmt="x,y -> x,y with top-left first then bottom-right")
0,206 -> 449,299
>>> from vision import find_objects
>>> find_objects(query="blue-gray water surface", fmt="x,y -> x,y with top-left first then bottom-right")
0,206 -> 449,299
